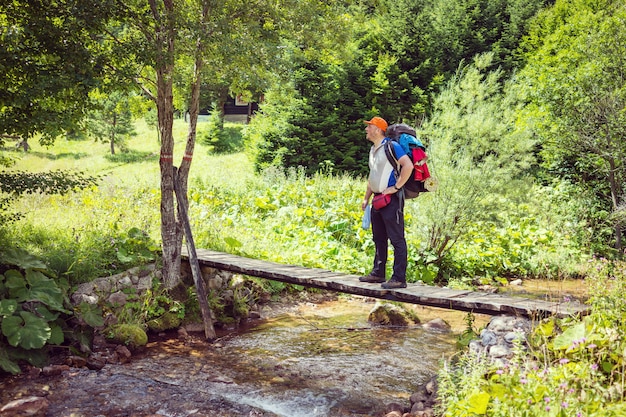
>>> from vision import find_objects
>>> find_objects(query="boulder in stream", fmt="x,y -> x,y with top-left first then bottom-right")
368,302 -> 420,326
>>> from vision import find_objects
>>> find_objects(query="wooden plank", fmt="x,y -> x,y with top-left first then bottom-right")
182,249 -> 590,318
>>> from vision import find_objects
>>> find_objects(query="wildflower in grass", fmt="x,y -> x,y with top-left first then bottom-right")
562,401 -> 569,408
496,369 -> 504,375
591,363 -> 598,371
587,344 -> 597,349
544,396 -> 550,403
559,358 -> 569,365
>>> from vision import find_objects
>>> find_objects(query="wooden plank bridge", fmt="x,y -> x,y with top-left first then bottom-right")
183,249 -> 589,319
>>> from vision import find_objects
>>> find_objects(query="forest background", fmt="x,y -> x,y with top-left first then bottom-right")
2,0 -> 625,283
1,0 -> 626,415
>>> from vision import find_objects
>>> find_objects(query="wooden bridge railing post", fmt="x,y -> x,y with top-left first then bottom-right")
173,166 -> 216,340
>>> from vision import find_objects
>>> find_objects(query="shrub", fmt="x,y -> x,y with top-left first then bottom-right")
0,247 -> 103,375
200,109 -> 244,154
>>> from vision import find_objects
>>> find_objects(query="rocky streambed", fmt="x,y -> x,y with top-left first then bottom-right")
1,263 -> 576,417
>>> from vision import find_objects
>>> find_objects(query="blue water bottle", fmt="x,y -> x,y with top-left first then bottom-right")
361,204 -> 371,229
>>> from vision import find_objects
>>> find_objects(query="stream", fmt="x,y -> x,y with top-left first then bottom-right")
1,296 -> 484,417
0,279 -> 587,417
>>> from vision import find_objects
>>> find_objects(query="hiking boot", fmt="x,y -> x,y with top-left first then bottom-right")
359,274 -> 385,283
381,280 -> 407,289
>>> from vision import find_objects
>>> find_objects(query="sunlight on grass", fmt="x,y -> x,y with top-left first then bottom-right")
6,119 -> 254,187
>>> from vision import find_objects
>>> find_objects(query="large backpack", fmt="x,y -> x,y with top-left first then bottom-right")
384,123 -> 433,199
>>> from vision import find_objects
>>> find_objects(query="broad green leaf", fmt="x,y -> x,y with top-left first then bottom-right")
0,247 -> 48,270
489,383 -> 507,400
1,311 -> 51,349
5,270 -> 28,301
553,322 -> 585,351
72,326 -> 95,354
34,304 -> 60,322
602,361 -> 614,373
533,319 -> 556,338
25,270 -> 67,313
224,237 -> 242,248
139,248 -> 155,261
116,246 -> 133,263
1,316 -> 22,344
416,265 -> 437,285
48,323 -> 65,345
127,227 -> 143,238
77,302 -> 104,328
8,345 -> 49,368
0,299 -> 18,316
0,346 -> 21,375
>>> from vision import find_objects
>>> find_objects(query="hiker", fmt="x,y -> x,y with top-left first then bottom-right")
360,116 -> 413,289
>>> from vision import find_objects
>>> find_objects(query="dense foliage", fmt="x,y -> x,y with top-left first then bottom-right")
518,0 -> 626,256
0,247 -> 103,375
250,0 -> 548,176
0,0 -> 116,145
437,258 -> 626,416
253,60 -> 371,176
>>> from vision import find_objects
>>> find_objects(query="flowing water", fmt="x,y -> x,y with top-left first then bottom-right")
1,279 -> 587,417
0,296 -> 484,417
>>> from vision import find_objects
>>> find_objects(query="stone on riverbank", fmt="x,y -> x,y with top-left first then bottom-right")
0,396 -> 49,417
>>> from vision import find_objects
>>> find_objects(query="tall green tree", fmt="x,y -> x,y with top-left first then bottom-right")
106,0 -> 347,288
0,0 -> 114,239
87,90 -> 137,154
518,0 -> 626,254
253,59 -> 371,176
379,0 -> 547,119
0,0 -> 115,145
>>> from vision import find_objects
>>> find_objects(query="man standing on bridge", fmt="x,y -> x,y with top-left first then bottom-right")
359,116 -> 413,289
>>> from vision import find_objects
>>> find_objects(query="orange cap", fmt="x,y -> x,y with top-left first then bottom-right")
363,116 -> 388,132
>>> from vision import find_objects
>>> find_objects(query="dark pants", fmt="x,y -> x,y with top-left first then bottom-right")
370,193 -> 407,282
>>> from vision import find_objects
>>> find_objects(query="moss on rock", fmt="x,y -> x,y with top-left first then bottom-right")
106,324 -> 148,349
368,302 -> 420,326
146,311 -> 182,332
